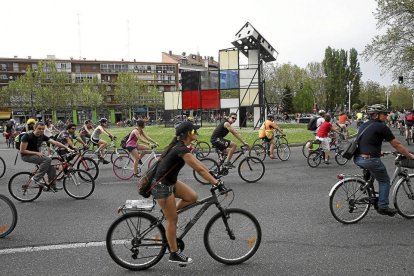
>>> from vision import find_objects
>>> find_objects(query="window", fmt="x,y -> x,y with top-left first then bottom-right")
0,64 -> 6,71
13,63 -> 19,72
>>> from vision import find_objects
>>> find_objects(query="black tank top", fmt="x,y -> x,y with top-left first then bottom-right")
211,122 -> 229,141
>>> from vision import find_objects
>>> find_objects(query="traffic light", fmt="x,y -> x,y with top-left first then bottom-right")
398,76 -> 404,84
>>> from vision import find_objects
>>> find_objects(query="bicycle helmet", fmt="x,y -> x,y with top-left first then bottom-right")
27,118 -> 36,125
318,110 -> 326,115
99,118 -> 108,124
367,104 -> 388,114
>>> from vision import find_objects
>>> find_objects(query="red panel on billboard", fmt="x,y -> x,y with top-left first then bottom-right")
182,90 -> 201,110
201,89 -> 220,109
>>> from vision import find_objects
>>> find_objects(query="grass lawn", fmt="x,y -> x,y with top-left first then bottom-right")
104,123 -> 357,149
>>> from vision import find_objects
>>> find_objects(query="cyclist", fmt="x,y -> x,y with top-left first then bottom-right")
258,114 -> 283,159
56,123 -> 88,153
210,112 -> 248,168
4,119 -> 15,146
315,114 -> 340,164
355,104 -> 414,216
79,119 -> 94,143
337,111 -> 351,137
26,118 -> 36,132
90,118 -> 114,164
20,122 -> 73,192
125,120 -> 158,176
404,110 -> 414,142
151,121 -> 221,265
44,119 -> 59,156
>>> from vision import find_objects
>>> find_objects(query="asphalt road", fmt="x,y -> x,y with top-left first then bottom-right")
1,128 -> 414,276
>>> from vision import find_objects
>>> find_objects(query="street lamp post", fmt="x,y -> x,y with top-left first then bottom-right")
31,69 -> 37,118
386,89 -> 390,109
348,81 -> 352,114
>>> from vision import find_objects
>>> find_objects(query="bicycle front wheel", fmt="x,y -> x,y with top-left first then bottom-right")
204,208 -> 262,265
238,157 -> 265,183
113,156 -> 134,180
394,175 -> 414,218
106,212 -> 167,271
63,169 -> 95,199
195,141 -> 211,159
193,158 -> 220,185
111,149 -> 129,164
276,143 -> 290,161
0,156 -> 6,178
329,178 -> 371,224
335,151 -> 349,166
76,157 -> 99,180
307,151 -> 322,168
249,144 -> 266,161
8,172 -> 42,202
0,194 -> 18,238
82,150 -> 100,164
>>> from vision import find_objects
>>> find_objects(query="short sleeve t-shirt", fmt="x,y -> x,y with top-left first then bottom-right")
21,132 -> 50,154
258,120 -> 276,138
154,142 -> 191,185
338,115 -> 348,124
57,130 -> 77,146
316,121 -> 332,138
356,120 -> 395,157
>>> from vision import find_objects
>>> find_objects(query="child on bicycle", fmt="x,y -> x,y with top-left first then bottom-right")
258,114 -> 283,159
125,120 -> 158,177
90,118 -> 114,164
152,121 -> 221,265
315,114 -> 341,164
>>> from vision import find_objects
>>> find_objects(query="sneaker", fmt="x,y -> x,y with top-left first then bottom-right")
139,159 -> 143,165
101,158 -> 110,164
324,160 -> 330,165
223,162 -> 235,169
377,207 -> 397,216
50,186 -> 63,192
169,249 -> 193,264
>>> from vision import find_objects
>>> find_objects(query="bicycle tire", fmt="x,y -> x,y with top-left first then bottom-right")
106,212 -> 167,271
111,149 -> 129,164
204,208 -> 262,265
8,172 -> 42,202
193,158 -> 220,185
195,141 -> 211,160
238,157 -> 265,183
302,140 -> 320,158
393,175 -> 414,219
82,149 -> 100,164
334,151 -> 349,166
63,169 -> 95,199
277,136 -> 289,145
307,151 -> 322,168
276,143 -> 290,161
249,144 -> 266,161
76,156 -> 99,180
252,138 -> 262,146
0,194 -> 18,238
113,156 -> 134,180
329,178 -> 371,224
0,156 -> 6,178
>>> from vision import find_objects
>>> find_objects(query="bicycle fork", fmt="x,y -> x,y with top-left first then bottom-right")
217,207 -> 235,240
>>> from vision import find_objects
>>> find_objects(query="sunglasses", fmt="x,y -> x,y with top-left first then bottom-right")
70,127 -> 76,130
231,117 -> 237,120
190,129 -> 198,135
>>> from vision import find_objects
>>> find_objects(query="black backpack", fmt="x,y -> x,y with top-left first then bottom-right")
307,116 -> 320,131
120,131 -> 132,149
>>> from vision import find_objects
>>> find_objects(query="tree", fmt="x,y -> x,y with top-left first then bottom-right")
281,87 -> 294,113
359,81 -> 385,107
293,80 -> 314,113
363,0 -> 414,86
388,84 -> 413,110
305,62 -> 326,109
114,72 -> 148,118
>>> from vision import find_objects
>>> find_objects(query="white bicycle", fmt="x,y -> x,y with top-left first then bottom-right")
112,145 -> 159,180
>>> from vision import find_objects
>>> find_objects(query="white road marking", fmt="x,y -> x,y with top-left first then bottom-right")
0,241 -> 106,255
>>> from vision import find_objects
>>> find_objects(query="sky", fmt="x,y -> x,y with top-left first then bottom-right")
1,0 -> 393,85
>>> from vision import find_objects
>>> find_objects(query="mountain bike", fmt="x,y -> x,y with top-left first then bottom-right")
194,145 -> 265,184
106,183 -> 261,270
306,139 -> 348,167
112,145 -> 160,180
51,147 -> 99,180
83,136 -> 129,165
250,134 -> 290,161
8,153 -> 95,202
0,194 -> 17,238
329,152 -> 414,224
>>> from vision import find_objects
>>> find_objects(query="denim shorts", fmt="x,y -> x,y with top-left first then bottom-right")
126,146 -> 136,153
151,182 -> 175,199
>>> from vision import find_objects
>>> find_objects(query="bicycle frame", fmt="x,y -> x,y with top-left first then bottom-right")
214,147 -> 249,167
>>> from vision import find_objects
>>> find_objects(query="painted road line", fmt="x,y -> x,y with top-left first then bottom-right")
0,241 -> 106,255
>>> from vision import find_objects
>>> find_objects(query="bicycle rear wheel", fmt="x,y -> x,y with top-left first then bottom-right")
238,157 -> 265,183
276,143 -> 290,161
204,208 -> 261,265
113,156 -> 134,180
307,151 -> 322,168
0,156 -> 5,178
249,144 -> 266,161
0,194 -> 18,238
8,172 -> 42,202
106,212 -> 167,271
63,169 -> 95,199
195,141 -> 211,160
302,140 -> 319,158
193,158 -> 220,185
329,178 -> 371,224
393,175 -> 414,218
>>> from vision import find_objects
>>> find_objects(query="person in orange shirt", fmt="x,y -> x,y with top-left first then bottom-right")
258,114 -> 283,159
338,111 -> 351,137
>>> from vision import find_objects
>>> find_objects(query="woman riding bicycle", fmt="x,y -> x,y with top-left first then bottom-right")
125,119 -> 158,177
151,121 -> 220,265
91,118 -> 114,164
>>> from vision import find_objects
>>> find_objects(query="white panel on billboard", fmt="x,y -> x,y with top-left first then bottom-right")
164,92 -> 182,110
248,50 -> 259,68
220,98 -> 239,108
240,68 -> 259,89
240,88 -> 259,106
